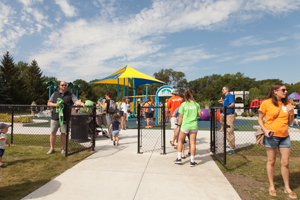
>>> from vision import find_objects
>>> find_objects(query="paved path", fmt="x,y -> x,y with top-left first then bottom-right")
22,129 -> 241,200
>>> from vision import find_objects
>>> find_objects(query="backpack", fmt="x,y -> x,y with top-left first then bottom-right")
146,103 -> 155,114
107,100 -> 118,114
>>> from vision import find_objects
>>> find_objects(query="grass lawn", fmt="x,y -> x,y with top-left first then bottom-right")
213,145 -> 300,200
0,145 -> 94,200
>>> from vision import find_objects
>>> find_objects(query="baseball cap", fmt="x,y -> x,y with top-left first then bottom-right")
0,123 -> 11,129
171,89 -> 178,94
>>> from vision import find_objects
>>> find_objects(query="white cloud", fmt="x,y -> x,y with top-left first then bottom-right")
18,0 -> 43,7
54,0 -> 76,17
0,26 -> 26,50
29,0 -> 300,81
55,16 -> 61,23
18,0 -> 52,33
0,2 -> 14,33
241,47 -> 285,63
36,24 -> 43,32
230,36 -> 288,46
245,0 -> 300,14
216,56 -> 235,62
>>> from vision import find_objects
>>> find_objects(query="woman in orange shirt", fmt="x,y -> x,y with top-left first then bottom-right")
258,83 -> 296,198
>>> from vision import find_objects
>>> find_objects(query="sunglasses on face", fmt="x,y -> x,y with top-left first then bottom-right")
276,88 -> 288,92
60,84 -> 67,87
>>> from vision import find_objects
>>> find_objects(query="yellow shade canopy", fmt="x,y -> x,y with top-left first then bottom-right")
90,66 -> 164,87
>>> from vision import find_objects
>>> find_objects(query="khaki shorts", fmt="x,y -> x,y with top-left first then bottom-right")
50,120 -> 70,133
181,129 -> 198,134
171,117 -> 178,129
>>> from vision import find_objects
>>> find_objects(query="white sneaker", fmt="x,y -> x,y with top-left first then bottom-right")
46,149 -> 55,154
61,149 -> 66,154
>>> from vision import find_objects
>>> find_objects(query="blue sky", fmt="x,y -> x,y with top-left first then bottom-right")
1,0 -> 300,84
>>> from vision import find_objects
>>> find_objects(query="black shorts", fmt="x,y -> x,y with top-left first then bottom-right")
146,113 -> 154,118
119,111 -> 124,116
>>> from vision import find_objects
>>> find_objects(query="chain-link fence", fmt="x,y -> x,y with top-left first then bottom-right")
137,104 -> 166,154
0,104 -> 96,156
211,106 -> 300,161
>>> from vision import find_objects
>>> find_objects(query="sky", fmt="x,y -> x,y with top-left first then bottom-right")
1,0 -> 300,84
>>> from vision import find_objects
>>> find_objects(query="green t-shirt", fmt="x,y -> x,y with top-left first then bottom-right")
179,101 -> 201,130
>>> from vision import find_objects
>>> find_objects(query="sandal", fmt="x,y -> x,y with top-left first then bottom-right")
284,189 -> 297,199
269,189 -> 276,197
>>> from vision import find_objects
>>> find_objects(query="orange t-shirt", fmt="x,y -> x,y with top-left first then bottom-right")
167,95 -> 183,116
259,99 -> 291,137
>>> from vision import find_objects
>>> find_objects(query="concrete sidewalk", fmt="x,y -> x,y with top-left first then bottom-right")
22,129 -> 241,200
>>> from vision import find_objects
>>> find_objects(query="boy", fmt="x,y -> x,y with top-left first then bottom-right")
0,123 -> 11,167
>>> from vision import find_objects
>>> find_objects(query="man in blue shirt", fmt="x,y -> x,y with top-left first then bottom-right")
222,86 -> 236,155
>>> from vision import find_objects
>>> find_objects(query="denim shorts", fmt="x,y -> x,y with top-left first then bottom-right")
112,130 -> 119,136
264,135 -> 291,148
0,149 -> 5,157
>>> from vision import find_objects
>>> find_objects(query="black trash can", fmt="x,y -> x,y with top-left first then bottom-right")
70,113 -> 90,142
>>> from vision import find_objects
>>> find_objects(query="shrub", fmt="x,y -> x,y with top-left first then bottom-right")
241,112 -> 248,117
21,116 -> 33,123
0,113 -> 33,123
249,113 -> 255,117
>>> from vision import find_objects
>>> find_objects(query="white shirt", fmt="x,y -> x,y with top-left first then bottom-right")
0,133 -> 7,149
121,102 -> 127,114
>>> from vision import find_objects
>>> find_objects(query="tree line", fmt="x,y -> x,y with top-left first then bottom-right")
1,51 -> 299,106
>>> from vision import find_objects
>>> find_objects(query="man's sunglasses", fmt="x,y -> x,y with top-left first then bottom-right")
276,89 -> 288,92
60,84 -> 67,87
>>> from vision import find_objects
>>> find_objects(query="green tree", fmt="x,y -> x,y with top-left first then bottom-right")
23,60 -> 47,104
0,72 -> 10,103
74,79 -> 96,102
153,69 -> 187,93
0,51 -> 25,104
188,74 -> 221,102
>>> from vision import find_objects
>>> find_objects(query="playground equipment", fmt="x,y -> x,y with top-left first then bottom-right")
288,92 -> 300,100
91,65 -> 164,101
230,91 -> 249,115
154,85 -> 173,125
199,109 -> 210,121
250,99 -> 265,108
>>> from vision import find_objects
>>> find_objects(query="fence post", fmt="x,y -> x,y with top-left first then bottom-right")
65,105 -> 70,157
137,103 -> 141,154
11,106 -> 14,144
162,105 -> 166,155
92,104 -> 96,151
210,107 -> 214,153
223,106 -> 227,164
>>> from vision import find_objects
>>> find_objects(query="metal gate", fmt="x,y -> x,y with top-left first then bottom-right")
137,104 -> 166,154
210,106 -> 226,165
65,105 -> 96,157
